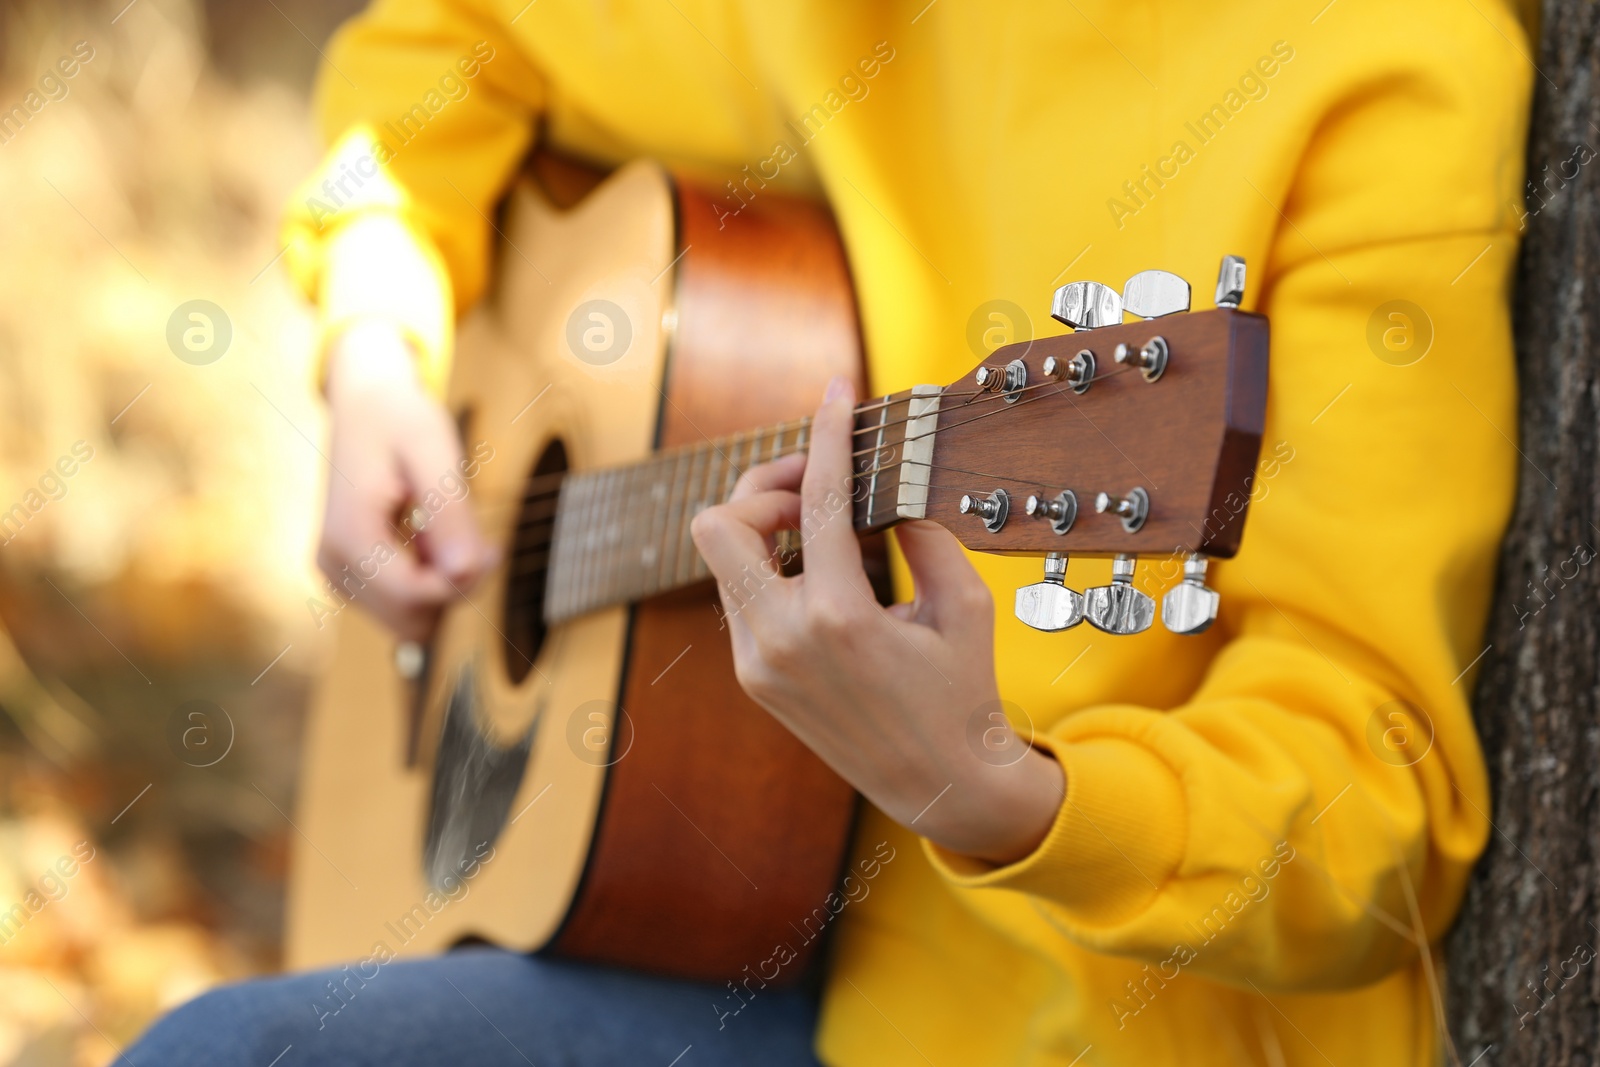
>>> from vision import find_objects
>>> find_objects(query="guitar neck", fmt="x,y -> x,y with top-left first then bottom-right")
540,387 -> 939,623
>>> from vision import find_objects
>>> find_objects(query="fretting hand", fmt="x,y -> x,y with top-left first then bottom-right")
691,375 -> 1064,866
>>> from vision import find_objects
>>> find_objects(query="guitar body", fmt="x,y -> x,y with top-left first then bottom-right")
287,158 -> 867,983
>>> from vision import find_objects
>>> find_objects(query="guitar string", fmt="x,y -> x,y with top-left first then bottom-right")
502,388 -> 1075,607
475,361 -> 1139,529
476,361 -> 1138,512
506,385 -> 1089,569
499,364 -> 1143,609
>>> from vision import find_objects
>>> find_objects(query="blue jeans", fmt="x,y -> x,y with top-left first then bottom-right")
127,947 -> 821,1066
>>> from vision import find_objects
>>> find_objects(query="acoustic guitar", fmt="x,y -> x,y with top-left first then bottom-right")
286,155 -> 1269,985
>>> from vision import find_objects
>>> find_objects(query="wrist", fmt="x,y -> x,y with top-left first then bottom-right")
325,320 -> 424,404
913,746 -> 1064,867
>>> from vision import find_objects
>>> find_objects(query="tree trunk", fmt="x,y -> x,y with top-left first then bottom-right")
1446,3 -> 1600,1063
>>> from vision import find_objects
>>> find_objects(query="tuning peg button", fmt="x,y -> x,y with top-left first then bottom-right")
1122,270 -> 1191,319
1215,255 -> 1247,308
1114,336 -> 1168,382
1162,554 -> 1220,635
1085,554 -> 1154,635
1095,486 -> 1149,533
1051,281 -> 1122,330
959,488 -> 1010,533
1025,490 -> 1078,535
1042,349 -> 1095,393
1015,553 -> 1085,632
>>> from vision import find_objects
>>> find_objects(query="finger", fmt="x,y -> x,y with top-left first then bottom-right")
691,490 -> 803,585
730,452 -> 806,502
397,407 -> 496,584
798,375 -> 865,592
892,520 -> 993,635
318,493 -> 455,640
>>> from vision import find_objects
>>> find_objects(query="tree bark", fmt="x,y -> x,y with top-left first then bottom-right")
1447,3 -> 1600,1063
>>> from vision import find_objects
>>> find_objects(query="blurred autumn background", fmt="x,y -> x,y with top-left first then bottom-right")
0,0 -> 366,1061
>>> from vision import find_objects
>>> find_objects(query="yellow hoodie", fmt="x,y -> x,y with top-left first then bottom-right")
282,2 -> 1532,1063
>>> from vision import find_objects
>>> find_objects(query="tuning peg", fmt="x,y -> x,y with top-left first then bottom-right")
1214,255 -> 1247,308
1095,486 -> 1149,533
1085,554 -> 1154,635
1121,270 -> 1190,319
975,358 -> 1028,403
959,488 -> 1009,532
1114,336 -> 1168,382
1051,281 -> 1122,330
1015,553 -> 1084,632
1162,554 -> 1220,635
1042,349 -> 1095,393
1025,490 -> 1078,535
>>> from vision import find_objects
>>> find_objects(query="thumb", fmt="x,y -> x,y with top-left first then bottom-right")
396,413 -> 495,584
891,520 -> 992,634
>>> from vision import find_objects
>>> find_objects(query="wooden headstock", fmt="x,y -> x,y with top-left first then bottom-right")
846,260 -> 1269,636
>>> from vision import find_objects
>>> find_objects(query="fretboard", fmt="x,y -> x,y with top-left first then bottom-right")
540,387 -> 940,623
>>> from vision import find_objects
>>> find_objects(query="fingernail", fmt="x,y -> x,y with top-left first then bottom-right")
823,375 -> 852,404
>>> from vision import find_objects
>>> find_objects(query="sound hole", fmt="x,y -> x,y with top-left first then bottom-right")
502,438 -> 567,684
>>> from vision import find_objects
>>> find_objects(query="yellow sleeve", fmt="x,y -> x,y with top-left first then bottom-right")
280,0 -> 545,395
929,16 -> 1531,991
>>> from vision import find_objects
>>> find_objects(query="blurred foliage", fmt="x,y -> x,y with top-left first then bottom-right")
0,0 -> 362,1061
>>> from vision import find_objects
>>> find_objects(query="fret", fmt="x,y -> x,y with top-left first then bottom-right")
862,395 -> 890,529
589,469 -> 612,614
543,395 -> 934,624
544,478 -> 570,619
599,467 -> 621,609
553,473 -> 588,619
624,463 -> 649,601
573,472 -> 599,617
719,432 -> 740,505
656,448 -> 689,595
745,425 -> 764,479
673,444 -> 707,587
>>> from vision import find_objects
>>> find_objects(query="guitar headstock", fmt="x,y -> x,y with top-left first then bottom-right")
860,256 -> 1268,637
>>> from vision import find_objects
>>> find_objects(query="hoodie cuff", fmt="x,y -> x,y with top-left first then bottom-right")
924,734 -> 1185,927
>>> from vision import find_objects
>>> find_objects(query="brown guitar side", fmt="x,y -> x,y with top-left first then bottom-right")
549,180 -> 866,982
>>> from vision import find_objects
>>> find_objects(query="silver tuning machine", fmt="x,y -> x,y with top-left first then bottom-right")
1084,554 -> 1155,635
1042,349 -> 1095,393
975,358 -> 1028,403
1014,553 -> 1084,632
1215,255 -> 1247,309
959,488 -> 1009,533
1025,490 -> 1078,535
1161,554 -> 1220,635
1095,486 -> 1149,533
1121,270 -> 1190,319
1051,280 -> 1122,330
1114,337 -> 1168,382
